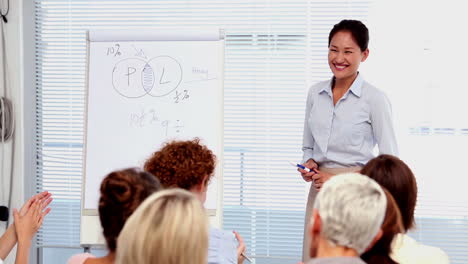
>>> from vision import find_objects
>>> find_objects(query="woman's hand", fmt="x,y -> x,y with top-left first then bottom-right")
312,171 -> 333,191
14,201 -> 43,245
233,231 -> 246,264
19,191 -> 52,217
14,192 -> 52,244
298,159 -> 318,182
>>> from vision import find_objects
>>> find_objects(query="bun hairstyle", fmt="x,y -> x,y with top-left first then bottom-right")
98,168 -> 162,251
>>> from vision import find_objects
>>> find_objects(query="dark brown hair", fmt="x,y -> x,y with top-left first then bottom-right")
99,168 -> 161,251
144,138 -> 216,190
361,188 -> 404,264
361,154 -> 417,231
329,19 -> 369,51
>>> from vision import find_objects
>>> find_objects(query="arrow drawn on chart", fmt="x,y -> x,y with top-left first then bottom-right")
132,45 -> 147,59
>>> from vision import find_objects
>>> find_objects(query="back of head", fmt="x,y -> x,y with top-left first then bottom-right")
361,154 -> 417,231
99,168 -> 162,251
328,19 -> 369,51
314,173 -> 387,254
144,138 -> 216,190
116,189 -> 209,264
361,189 -> 404,264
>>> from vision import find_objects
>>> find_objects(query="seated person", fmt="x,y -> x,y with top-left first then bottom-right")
116,189 -> 209,264
362,188 -> 404,264
361,155 -> 450,264
0,191 -> 52,264
144,138 -> 246,264
67,168 -> 161,264
304,173 -> 386,264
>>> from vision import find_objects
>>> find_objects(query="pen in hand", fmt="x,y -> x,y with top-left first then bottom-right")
289,161 -> 319,173
241,252 -> 252,263
233,231 -> 252,263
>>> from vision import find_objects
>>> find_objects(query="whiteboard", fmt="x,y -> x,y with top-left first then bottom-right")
81,29 -> 224,245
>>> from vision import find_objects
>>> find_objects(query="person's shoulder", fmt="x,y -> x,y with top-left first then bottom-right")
413,243 -> 450,263
361,79 -> 387,98
66,253 -> 96,264
306,79 -> 331,103
309,79 -> 331,93
392,234 -> 449,264
360,80 -> 391,109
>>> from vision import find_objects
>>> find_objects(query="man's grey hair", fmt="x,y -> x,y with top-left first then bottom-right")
313,173 -> 387,254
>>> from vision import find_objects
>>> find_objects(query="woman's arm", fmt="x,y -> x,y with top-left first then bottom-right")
0,192 -> 51,262
0,225 -> 17,260
14,199 -> 49,264
13,202 -> 39,264
302,87 -> 315,163
301,87 -> 322,184
370,91 -> 398,156
233,231 -> 246,264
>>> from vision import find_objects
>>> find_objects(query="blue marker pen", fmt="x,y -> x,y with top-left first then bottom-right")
289,161 -> 316,173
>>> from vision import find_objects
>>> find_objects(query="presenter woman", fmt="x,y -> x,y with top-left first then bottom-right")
299,19 -> 398,261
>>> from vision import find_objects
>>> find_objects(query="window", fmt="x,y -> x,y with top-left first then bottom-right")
362,1 -> 468,262
34,1 -> 468,263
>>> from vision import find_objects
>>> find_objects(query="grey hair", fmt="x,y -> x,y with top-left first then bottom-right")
313,173 -> 387,254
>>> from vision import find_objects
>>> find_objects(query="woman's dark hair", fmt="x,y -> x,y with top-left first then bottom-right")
99,168 -> 162,251
328,19 -> 369,51
361,154 -> 418,231
361,188 -> 404,264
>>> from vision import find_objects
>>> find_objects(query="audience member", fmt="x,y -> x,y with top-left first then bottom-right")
0,191 -> 52,264
361,154 -> 450,264
144,138 -> 246,264
67,168 -> 161,264
361,188 -> 404,264
116,189 -> 209,264
304,173 -> 386,264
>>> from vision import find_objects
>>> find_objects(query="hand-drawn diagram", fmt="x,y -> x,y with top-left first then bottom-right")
112,56 -> 183,98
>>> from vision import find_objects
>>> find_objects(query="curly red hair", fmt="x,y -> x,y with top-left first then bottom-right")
144,138 -> 216,190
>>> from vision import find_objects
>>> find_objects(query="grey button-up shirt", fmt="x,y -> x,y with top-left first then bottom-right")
302,73 -> 398,167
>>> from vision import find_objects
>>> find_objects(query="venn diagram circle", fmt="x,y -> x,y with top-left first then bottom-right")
112,56 -> 183,98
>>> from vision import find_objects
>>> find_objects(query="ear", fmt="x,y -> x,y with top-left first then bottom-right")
203,174 -> 210,187
364,229 -> 383,253
195,174 -> 209,192
361,48 -> 369,62
309,209 -> 321,237
193,182 -> 204,192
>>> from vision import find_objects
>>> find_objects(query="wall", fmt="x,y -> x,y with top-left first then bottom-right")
0,0 -> 35,263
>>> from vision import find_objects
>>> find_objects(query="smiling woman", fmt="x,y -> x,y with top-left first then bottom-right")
298,19 -> 399,262
328,30 -> 369,100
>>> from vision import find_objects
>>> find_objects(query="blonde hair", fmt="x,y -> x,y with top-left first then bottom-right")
116,188 -> 209,264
